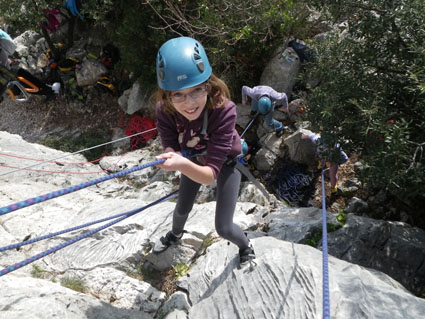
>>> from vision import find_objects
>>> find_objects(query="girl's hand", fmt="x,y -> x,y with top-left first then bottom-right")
156,149 -> 215,185
156,152 -> 188,172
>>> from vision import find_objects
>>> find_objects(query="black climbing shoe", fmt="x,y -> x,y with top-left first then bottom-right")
152,231 -> 183,254
239,244 -> 256,268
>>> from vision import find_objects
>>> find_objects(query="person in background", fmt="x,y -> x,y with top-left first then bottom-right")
153,36 -> 256,268
241,85 -> 289,137
301,132 -> 348,194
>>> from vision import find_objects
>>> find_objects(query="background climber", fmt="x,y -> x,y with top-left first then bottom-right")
241,85 -> 289,137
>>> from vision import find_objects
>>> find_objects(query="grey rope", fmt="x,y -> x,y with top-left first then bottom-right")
0,127 -> 157,178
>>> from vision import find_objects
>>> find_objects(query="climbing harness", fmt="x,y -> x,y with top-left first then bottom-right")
186,110 -> 269,199
58,57 -> 80,72
0,190 -> 178,277
0,65 -> 30,102
1,64 -> 59,102
6,80 -> 30,102
321,168 -> 331,319
16,76 -> 39,93
95,76 -> 117,95
227,157 -> 270,200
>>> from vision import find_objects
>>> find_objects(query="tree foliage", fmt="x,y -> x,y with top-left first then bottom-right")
139,0 -> 313,98
0,0 -> 118,59
304,0 -> 425,208
1,1 -> 63,56
1,0 -> 313,96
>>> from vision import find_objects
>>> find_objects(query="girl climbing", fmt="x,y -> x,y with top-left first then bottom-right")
153,36 -> 255,268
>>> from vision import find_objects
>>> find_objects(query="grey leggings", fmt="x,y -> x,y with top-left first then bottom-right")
172,162 -> 249,250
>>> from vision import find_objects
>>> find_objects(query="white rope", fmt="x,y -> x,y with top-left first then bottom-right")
0,127 -> 157,178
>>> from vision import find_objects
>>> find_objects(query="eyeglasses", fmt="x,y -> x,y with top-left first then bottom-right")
169,86 -> 208,103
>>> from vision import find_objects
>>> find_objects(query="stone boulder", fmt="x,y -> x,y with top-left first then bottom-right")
284,128 -> 317,166
328,214 -> 425,297
260,45 -> 300,98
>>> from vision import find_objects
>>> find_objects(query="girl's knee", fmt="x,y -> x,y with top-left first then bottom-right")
215,224 -> 233,239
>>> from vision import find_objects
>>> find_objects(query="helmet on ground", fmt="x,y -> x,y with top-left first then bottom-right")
258,96 -> 272,114
51,82 -> 61,95
156,37 -> 212,91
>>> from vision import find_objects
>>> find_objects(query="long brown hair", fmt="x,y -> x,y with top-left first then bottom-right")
153,73 -> 231,114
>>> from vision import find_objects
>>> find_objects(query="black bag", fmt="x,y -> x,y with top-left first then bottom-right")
288,39 -> 310,63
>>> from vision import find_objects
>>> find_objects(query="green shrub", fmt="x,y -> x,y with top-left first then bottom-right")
30,264 -> 46,279
40,130 -> 109,162
303,0 -> 425,212
173,262 -> 189,280
305,222 -> 341,247
60,276 -> 86,293
135,0 -> 314,99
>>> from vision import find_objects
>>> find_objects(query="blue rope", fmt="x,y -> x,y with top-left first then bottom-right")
0,192 -> 179,253
0,190 -> 178,277
240,112 -> 259,138
0,158 -> 165,216
321,168 -> 330,319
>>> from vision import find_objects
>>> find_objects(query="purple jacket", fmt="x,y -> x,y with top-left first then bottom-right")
242,85 -> 288,109
156,99 -> 242,178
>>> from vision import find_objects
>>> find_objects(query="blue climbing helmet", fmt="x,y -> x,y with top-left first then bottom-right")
156,37 -> 212,91
258,96 -> 272,114
241,139 -> 249,156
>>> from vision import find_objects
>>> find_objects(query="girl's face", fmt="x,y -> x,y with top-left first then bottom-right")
169,84 -> 208,121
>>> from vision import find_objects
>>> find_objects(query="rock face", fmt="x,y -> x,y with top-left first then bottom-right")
260,45 -> 301,98
284,128 -> 317,166
1,275 -> 148,319
328,214 -> 425,297
1,131 -> 425,319
181,237 -> 425,319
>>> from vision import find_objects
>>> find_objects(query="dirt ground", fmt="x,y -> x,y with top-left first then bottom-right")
0,89 -> 125,143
